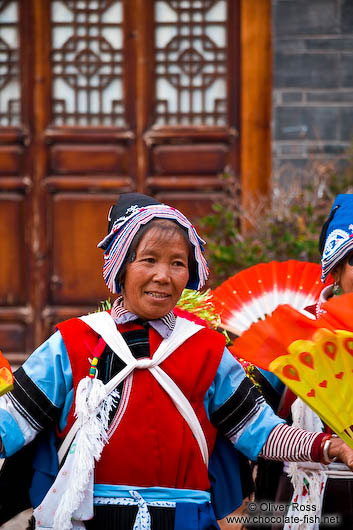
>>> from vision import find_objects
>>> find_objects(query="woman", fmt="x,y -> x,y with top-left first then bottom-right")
274,193 -> 353,530
0,193 -> 352,530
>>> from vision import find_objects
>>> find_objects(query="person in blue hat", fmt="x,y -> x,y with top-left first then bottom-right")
0,193 -> 352,530
320,193 -> 353,299
273,194 -> 353,530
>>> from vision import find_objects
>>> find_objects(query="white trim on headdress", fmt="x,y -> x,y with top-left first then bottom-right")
320,195 -> 353,282
321,230 -> 353,282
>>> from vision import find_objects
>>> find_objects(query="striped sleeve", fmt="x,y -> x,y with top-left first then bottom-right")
261,423 -> 324,461
8,367 -> 61,432
210,377 -> 266,440
206,349 -> 284,461
0,330 -> 73,457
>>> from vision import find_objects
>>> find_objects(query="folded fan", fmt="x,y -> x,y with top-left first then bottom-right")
232,293 -> 353,449
212,260 -> 325,336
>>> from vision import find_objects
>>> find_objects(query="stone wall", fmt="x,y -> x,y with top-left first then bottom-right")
272,0 -> 353,185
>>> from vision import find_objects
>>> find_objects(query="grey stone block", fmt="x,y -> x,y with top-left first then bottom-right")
281,91 -> 304,103
275,38 -> 306,52
274,0 -> 339,37
278,143 -> 306,155
341,0 -> 353,33
307,144 -> 347,154
340,108 -> 353,139
275,107 -> 340,140
307,91 -> 353,103
305,38 -> 353,51
274,52 -> 340,88
341,54 -> 353,87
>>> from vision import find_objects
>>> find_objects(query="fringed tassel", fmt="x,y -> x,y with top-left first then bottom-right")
53,376 -> 119,530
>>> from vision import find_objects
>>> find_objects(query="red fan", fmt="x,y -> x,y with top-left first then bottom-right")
232,292 -> 353,371
212,260 -> 328,337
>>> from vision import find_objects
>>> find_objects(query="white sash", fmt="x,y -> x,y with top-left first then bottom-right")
59,312 -> 208,465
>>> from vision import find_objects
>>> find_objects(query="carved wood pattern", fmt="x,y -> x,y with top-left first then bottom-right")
0,0 -> 20,125
154,0 -> 227,125
51,0 -> 125,126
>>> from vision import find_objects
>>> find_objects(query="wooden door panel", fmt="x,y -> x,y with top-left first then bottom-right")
50,193 -> 113,306
0,0 -> 33,360
0,188 -> 30,365
0,145 -> 24,175
0,322 -> 27,369
0,195 -> 26,306
50,144 -> 130,175
151,144 -> 229,175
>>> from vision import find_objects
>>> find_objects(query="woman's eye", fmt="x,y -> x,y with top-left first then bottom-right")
143,257 -> 155,263
173,260 -> 186,267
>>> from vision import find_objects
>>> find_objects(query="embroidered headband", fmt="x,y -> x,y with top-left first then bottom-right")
98,193 -> 209,293
320,194 -> 353,282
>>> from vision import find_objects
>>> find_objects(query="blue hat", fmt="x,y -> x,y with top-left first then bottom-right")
320,194 -> 353,282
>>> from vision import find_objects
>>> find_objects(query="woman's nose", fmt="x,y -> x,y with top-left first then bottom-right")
153,264 -> 170,282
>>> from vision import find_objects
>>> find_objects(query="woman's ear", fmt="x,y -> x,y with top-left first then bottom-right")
331,265 -> 341,285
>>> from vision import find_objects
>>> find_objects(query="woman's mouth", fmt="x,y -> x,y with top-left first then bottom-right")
145,291 -> 170,300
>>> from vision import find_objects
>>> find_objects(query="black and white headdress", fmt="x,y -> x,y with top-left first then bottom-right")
98,193 -> 209,293
320,194 -> 353,282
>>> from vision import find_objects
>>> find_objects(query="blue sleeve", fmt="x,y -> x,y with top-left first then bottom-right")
22,330 -> 73,409
0,331 -> 73,456
0,408 -> 25,456
258,368 -> 285,395
205,348 -> 285,461
204,348 -> 247,416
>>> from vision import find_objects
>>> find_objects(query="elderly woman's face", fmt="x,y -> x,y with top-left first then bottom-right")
332,253 -> 353,294
123,226 -> 190,319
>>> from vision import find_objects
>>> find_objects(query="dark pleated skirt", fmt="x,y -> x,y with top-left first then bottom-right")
84,504 -> 175,530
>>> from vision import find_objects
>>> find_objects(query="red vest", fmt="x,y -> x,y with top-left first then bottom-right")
56,316 -> 225,491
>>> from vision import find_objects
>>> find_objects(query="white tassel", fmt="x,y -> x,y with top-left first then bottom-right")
53,377 -> 119,530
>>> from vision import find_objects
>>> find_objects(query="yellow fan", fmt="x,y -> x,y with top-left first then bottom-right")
270,328 -> 353,449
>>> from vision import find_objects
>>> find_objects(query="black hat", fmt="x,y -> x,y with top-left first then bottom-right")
100,193 -> 161,251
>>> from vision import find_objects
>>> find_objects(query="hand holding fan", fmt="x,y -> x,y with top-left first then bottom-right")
233,293 -> 353,449
212,260 -> 325,336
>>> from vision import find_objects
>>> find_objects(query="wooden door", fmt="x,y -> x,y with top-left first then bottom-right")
0,0 -> 271,363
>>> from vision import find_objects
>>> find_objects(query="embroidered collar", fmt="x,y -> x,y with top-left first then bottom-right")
110,296 -> 176,339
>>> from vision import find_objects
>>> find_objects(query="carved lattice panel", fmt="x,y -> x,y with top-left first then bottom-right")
51,0 -> 125,126
154,0 -> 227,126
0,0 -> 20,126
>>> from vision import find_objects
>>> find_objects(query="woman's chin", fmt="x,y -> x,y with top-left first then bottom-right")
139,301 -> 173,320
